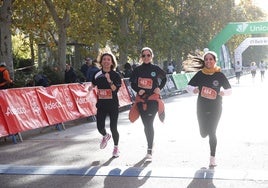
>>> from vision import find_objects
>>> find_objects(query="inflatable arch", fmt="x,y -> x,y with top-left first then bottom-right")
208,21 -> 268,68
234,37 -> 268,65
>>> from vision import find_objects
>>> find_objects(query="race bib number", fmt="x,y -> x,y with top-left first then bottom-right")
138,78 -> 153,89
98,89 -> 112,99
201,86 -> 217,100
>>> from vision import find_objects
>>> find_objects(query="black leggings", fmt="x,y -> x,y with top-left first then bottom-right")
96,106 -> 119,146
137,100 -> 158,149
197,106 -> 222,157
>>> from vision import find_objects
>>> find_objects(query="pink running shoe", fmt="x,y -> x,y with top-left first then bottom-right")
100,133 -> 111,149
112,146 -> 120,158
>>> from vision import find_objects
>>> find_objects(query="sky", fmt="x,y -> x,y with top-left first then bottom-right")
235,0 -> 268,13
253,0 -> 268,13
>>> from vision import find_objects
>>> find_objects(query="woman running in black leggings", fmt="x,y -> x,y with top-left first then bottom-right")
130,47 -> 166,160
89,51 -> 121,158
187,51 -> 232,167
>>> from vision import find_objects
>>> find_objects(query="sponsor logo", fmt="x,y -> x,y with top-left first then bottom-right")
65,97 -> 74,108
236,23 -> 248,33
44,101 -> 63,110
5,106 -> 27,116
76,97 -> 90,104
249,25 -> 268,32
236,23 -> 268,33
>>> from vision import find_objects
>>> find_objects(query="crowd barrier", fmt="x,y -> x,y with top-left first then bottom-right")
0,81 -> 132,141
0,71 -> 231,143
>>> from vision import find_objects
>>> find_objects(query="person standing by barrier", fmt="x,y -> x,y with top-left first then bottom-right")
234,61 -> 242,84
64,63 -> 77,83
0,62 -> 13,90
89,51 -> 122,158
167,62 -> 175,74
81,57 -> 92,80
186,51 -> 232,167
122,62 -> 133,78
259,60 -> 266,82
86,59 -> 100,82
129,47 -> 167,160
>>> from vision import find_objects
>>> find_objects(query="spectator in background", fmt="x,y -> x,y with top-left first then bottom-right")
167,62 -> 175,74
33,74 -> 49,87
259,60 -> 266,82
132,62 -> 139,70
86,59 -> 100,82
80,57 -> 92,80
122,62 -> 133,78
65,63 -> 77,83
0,62 -> 13,89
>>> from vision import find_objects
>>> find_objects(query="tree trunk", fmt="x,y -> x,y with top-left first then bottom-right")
29,33 -> 35,64
0,0 -> 14,79
58,23 -> 67,82
44,0 -> 70,83
118,16 -> 129,69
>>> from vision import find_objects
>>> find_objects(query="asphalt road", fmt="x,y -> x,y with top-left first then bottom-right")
0,74 -> 268,188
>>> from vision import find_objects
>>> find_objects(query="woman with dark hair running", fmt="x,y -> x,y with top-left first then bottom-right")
89,51 -> 121,158
186,51 -> 232,167
129,47 -> 167,160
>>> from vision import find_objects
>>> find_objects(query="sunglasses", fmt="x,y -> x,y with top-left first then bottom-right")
142,54 -> 151,58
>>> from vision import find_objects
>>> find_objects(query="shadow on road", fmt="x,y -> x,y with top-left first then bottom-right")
187,167 -> 215,188
103,157 -> 152,188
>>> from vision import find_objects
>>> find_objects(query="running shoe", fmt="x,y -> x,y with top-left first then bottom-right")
112,147 -> 120,158
145,153 -> 152,160
100,133 -> 111,149
209,156 -> 217,167
145,148 -> 153,160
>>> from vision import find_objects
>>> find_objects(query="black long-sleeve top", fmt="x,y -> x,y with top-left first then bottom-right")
130,63 -> 167,96
92,69 -> 122,106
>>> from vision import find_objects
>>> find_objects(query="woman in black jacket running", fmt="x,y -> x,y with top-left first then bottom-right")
130,47 -> 167,160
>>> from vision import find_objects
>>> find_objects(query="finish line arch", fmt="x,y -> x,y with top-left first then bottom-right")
234,37 -> 268,65
208,21 -> 268,68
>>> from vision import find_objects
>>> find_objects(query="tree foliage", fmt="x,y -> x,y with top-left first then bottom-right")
1,0 -> 267,84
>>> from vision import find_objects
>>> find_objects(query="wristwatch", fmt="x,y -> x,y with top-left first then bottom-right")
109,81 -> 113,86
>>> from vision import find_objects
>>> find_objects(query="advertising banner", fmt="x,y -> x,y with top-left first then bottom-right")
172,74 -> 188,91
166,75 -> 177,93
122,79 -> 136,102
68,83 -> 97,117
118,80 -> 132,107
0,108 -> 9,137
0,87 -> 49,134
37,85 -> 82,125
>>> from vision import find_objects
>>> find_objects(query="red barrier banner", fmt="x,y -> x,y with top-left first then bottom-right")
0,79 -> 133,138
0,87 -> 49,134
0,107 -> 9,137
68,83 -> 97,117
48,84 -> 81,120
36,85 -> 81,125
118,80 -> 132,107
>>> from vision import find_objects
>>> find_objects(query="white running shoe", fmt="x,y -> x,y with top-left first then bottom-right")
145,148 -> 153,161
145,154 -> 152,160
100,133 -> 111,149
209,156 -> 217,167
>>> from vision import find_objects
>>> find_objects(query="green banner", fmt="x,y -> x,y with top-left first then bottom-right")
172,74 -> 188,90
208,21 -> 268,66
